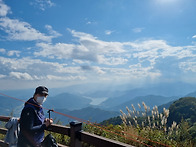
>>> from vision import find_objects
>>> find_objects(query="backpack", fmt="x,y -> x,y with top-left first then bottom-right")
42,134 -> 58,147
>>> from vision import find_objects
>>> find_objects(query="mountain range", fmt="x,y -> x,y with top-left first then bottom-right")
106,95 -> 179,112
0,82 -> 195,123
52,107 -> 120,124
44,93 -> 91,110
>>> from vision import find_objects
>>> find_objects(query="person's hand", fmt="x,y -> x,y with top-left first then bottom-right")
44,118 -> 53,127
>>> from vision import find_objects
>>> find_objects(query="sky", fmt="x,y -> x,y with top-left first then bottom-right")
0,0 -> 196,90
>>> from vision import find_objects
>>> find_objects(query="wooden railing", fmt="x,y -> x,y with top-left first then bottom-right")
0,116 -> 134,147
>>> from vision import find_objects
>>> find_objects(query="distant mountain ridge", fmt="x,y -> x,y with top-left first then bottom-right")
53,107 -> 120,124
45,92 -> 91,110
0,84 -> 195,124
185,91 -> 196,97
109,95 -> 179,112
98,82 -> 196,110
0,95 -> 23,116
100,96 -> 196,126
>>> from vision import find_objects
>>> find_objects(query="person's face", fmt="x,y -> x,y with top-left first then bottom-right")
34,93 -> 48,101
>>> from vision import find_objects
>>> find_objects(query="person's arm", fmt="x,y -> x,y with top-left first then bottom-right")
20,107 -> 46,133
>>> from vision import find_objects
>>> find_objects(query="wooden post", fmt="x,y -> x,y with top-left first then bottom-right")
70,121 -> 82,147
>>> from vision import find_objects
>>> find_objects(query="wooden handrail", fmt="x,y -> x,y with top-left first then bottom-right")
0,116 -> 10,122
80,131 -> 133,147
0,140 -> 8,147
0,116 -> 70,136
0,116 -> 134,147
47,124 -> 70,136
0,128 -> 7,135
0,128 -> 68,147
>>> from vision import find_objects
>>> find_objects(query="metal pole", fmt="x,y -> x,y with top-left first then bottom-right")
47,109 -> 54,119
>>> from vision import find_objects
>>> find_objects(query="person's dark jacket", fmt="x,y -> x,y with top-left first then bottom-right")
17,98 -> 46,147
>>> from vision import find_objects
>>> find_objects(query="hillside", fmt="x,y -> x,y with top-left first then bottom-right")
110,95 -> 178,112
52,107 -> 120,124
98,82 -> 195,110
185,91 -> 196,97
0,95 -> 23,116
157,100 -> 176,113
101,99 -> 177,125
0,89 -> 195,125
45,93 -> 91,110
168,97 -> 196,125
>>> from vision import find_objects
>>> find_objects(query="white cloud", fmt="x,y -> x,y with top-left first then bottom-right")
0,21 -> 195,87
7,50 -> 20,57
73,59 -> 90,64
98,55 -> 128,65
179,61 -> 196,72
132,27 -> 144,33
0,55 -> 156,85
0,49 -> 21,57
45,25 -> 62,38
130,40 -> 196,66
35,29 -> 127,65
31,0 -> 55,11
9,72 -> 33,80
34,30 -> 196,69
46,75 -> 86,81
192,35 -> 196,39
84,18 -> 97,25
0,17 -> 53,42
0,56 -> 87,81
0,48 -> 6,54
94,66 -> 161,83
0,1 -> 57,42
93,66 -> 106,75
34,42 -> 75,59
130,40 -> 169,51
129,63 -> 161,79
0,74 -> 6,79
68,29 -> 97,40
0,56 -> 80,74
105,30 -> 113,35
86,21 -> 92,25
0,0 -> 11,17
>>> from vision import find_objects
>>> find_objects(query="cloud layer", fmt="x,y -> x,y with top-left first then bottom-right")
0,0 -> 11,17
0,1 -> 59,42
1,29 -> 196,85
0,0 -> 196,90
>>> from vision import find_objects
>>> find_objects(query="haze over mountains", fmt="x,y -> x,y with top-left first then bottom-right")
0,82 -> 196,123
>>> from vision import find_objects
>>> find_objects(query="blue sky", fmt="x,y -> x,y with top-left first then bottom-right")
0,0 -> 196,90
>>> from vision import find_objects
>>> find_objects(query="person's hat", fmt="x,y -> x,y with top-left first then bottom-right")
35,86 -> 48,95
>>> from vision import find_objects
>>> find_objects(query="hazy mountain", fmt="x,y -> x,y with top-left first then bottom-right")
101,96 -> 196,126
185,91 -> 196,97
52,107 -> 120,124
1,89 -> 34,100
110,95 -> 179,112
99,93 -> 178,111
0,95 -> 23,116
45,93 -> 92,110
100,99 -> 178,126
157,100 -> 176,113
0,83 -> 195,122
98,82 -> 195,110
84,90 -> 126,99
97,88 -> 157,109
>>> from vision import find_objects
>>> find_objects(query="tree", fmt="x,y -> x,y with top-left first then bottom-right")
168,97 -> 196,126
